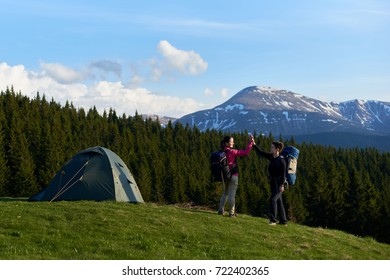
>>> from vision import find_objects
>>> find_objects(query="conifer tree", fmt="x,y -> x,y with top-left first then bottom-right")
356,172 -> 381,236
7,115 -> 38,196
0,121 -> 10,196
136,161 -> 152,202
332,162 -> 350,229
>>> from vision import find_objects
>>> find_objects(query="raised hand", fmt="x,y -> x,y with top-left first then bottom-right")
250,134 -> 255,145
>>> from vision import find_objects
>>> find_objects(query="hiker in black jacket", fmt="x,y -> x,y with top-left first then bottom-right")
253,141 -> 288,226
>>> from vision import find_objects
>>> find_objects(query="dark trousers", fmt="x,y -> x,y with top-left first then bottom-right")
269,179 -> 287,224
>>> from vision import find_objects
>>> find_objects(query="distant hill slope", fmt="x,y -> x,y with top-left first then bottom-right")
176,86 -> 390,151
1,200 -> 390,260
294,132 -> 390,151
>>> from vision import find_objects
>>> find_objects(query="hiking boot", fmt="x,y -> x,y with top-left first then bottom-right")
268,222 -> 277,226
278,222 -> 288,226
229,212 -> 237,218
218,210 -> 224,216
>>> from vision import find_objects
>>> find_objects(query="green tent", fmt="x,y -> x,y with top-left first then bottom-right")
29,146 -> 144,203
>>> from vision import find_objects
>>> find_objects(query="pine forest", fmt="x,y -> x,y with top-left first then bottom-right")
1,87 -> 390,245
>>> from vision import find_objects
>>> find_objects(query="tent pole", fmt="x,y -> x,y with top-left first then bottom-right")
49,161 -> 89,202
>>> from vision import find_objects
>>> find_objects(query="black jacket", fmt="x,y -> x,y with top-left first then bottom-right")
253,145 -> 286,183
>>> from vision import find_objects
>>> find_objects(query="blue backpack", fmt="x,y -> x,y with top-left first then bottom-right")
281,146 -> 300,186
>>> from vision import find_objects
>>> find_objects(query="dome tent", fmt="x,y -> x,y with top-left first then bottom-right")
29,146 -> 144,203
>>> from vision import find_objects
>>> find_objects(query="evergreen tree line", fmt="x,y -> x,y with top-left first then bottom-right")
1,87 -> 390,245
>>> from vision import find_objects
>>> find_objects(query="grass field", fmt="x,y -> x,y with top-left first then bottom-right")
1,198 -> 389,260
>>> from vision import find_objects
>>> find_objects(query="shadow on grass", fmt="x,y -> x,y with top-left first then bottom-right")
0,197 -> 29,202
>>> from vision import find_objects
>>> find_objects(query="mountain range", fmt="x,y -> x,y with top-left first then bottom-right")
175,86 -> 390,151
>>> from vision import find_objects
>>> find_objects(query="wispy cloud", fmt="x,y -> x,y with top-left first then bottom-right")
40,63 -> 88,84
221,88 -> 229,98
300,1 -> 390,31
40,60 -> 123,84
148,17 -> 246,31
204,88 -> 213,97
90,60 -> 122,77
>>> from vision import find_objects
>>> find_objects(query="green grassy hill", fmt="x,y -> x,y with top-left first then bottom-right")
1,199 -> 389,260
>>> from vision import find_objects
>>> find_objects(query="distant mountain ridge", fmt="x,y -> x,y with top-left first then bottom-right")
175,86 -> 390,151
141,114 -> 177,126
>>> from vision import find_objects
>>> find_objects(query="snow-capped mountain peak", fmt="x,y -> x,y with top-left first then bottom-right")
176,86 -> 390,136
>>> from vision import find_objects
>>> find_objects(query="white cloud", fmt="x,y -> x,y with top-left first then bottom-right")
0,62 -> 204,118
130,75 -> 144,85
204,88 -> 213,96
40,60 -> 124,84
157,40 -> 208,75
0,62 -> 88,101
40,63 -> 87,84
221,88 -> 229,98
86,81 -> 203,117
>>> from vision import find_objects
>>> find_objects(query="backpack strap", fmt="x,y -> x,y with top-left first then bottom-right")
221,170 -> 226,189
278,155 -> 288,185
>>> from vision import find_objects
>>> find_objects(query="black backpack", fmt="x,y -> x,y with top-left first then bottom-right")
210,150 -> 231,182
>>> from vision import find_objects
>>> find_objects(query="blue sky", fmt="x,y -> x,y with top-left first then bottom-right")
1,0 -> 389,118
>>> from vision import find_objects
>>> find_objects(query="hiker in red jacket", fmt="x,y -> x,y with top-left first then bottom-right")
218,135 -> 254,217
253,140 -> 288,226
